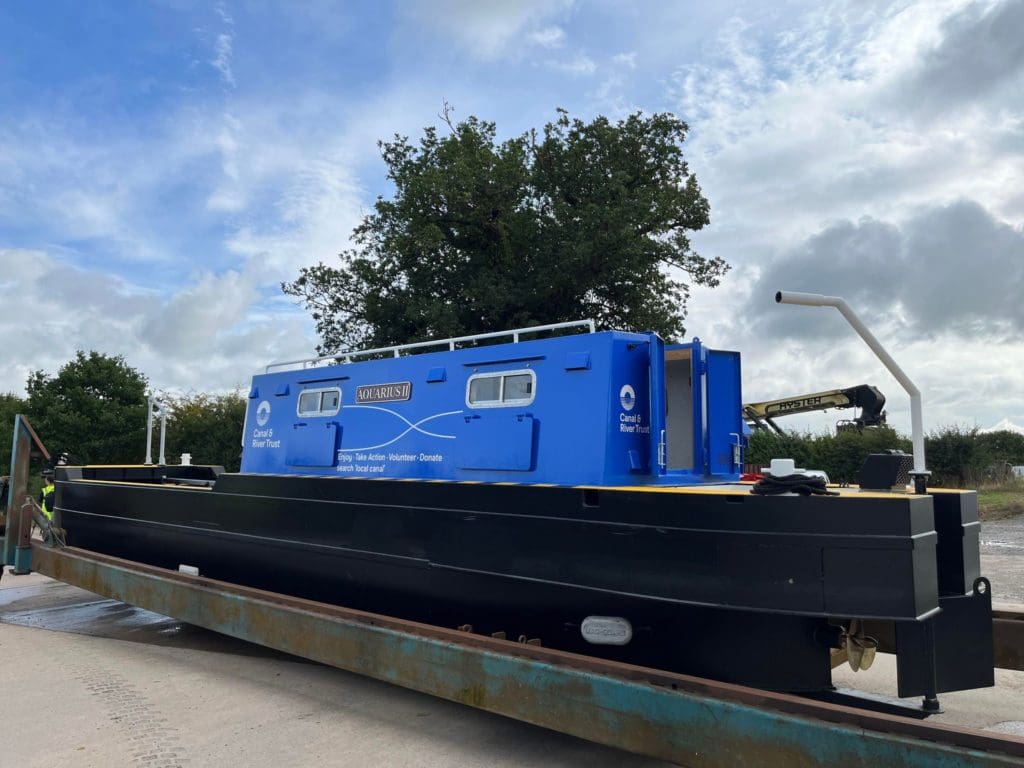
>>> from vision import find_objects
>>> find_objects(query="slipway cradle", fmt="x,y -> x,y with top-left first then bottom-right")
47,322 -> 993,700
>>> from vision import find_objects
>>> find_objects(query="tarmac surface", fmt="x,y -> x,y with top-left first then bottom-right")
981,515 -> 1024,604
2,514 -> 1024,766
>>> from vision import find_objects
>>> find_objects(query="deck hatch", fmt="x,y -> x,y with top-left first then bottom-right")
457,414 -> 536,470
286,422 -> 340,467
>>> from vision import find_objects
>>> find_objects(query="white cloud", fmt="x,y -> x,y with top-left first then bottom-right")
547,53 -> 597,76
0,249 -> 314,396
675,1 -> 1023,239
211,32 -> 235,88
206,112 -> 245,212
530,26 -> 565,48
674,0 -> 1024,431
611,52 -> 637,69
0,119 -> 192,264
0,91 -> 370,395
211,2 -> 236,87
402,0 -> 575,60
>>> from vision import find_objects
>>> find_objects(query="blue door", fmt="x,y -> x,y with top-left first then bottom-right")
706,350 -> 743,476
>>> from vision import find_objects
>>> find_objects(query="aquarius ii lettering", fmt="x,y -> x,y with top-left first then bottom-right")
355,381 -> 413,403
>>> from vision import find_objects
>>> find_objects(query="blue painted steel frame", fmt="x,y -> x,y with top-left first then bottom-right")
242,330 -> 744,486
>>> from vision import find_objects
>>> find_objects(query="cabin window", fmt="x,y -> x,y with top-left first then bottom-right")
466,370 -> 536,408
469,376 -> 502,404
297,387 -> 342,417
503,374 -> 533,401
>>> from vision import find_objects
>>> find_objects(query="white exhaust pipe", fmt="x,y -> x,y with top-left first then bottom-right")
774,291 -> 928,490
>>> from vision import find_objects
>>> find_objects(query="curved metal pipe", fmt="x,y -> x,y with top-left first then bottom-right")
774,291 -> 928,483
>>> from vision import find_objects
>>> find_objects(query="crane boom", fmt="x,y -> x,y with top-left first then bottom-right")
744,385 -> 886,434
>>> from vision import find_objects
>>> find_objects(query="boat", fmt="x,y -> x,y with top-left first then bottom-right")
52,321 -> 994,698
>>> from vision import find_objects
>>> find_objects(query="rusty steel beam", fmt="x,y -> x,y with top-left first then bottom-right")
26,543 -> 1024,768
993,609 -> 1024,672
19,416 -> 50,463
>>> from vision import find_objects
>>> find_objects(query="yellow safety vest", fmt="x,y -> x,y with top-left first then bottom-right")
40,482 -> 55,521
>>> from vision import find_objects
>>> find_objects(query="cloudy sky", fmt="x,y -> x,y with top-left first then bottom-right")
1,0 -> 1022,435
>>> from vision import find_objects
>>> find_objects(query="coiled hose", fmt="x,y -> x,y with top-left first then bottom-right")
750,473 -> 838,496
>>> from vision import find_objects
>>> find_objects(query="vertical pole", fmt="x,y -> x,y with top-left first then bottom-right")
5,416 -> 32,572
158,403 -> 167,466
144,396 -> 154,465
920,619 -> 943,713
775,292 -> 930,490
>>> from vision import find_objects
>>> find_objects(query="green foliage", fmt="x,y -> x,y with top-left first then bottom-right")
818,428 -> 912,484
0,392 -> 27,473
746,427 -> 909,484
746,429 -> 817,472
748,424 -> 1024,488
975,430 -> 1024,466
925,428 -> 1024,486
25,351 -> 148,464
283,109 -> 727,352
162,392 -> 246,472
924,426 -> 982,487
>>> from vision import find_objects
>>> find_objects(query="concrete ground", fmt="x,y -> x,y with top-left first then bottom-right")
2,514 -> 1023,767
0,569 -> 671,768
979,514 -> 1024,603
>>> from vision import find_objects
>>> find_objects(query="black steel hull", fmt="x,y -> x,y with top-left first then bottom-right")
54,467 -> 979,692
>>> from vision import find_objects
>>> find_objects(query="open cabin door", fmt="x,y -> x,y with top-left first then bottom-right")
664,347 -> 694,471
706,349 -> 743,475
660,342 -> 743,477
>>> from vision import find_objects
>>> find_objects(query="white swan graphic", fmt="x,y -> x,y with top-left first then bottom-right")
337,406 -> 462,452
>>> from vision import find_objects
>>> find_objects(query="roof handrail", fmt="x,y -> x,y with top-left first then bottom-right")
266,319 -> 597,373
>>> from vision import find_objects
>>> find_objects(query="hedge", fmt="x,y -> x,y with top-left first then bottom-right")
745,426 -> 1024,487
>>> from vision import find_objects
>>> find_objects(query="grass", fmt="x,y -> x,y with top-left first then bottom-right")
977,481 -> 1024,521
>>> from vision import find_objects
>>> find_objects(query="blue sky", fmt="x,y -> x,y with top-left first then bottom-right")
2,0 -> 1023,434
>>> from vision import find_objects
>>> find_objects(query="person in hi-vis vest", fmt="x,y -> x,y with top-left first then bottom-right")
39,468 -> 55,521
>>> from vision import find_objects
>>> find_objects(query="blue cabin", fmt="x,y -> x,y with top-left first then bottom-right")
241,322 -> 745,486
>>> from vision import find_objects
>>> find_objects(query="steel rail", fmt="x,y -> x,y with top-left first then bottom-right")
266,319 -> 597,373
21,541 -> 1024,768
993,606 -> 1024,672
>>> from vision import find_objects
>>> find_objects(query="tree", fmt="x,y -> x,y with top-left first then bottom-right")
283,109 -> 727,352
926,426 -> 982,487
976,430 -> 1024,467
25,351 -> 148,464
746,427 -> 911,484
163,392 -> 247,472
0,392 -> 27,473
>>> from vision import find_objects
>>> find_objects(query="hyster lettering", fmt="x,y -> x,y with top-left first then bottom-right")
766,396 -> 822,414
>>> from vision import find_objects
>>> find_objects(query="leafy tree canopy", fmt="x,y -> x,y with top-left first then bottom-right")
0,392 -> 27,473
163,392 -> 247,472
284,108 -> 727,352
26,351 -> 148,464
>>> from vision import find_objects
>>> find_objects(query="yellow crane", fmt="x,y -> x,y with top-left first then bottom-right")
743,384 -> 886,434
